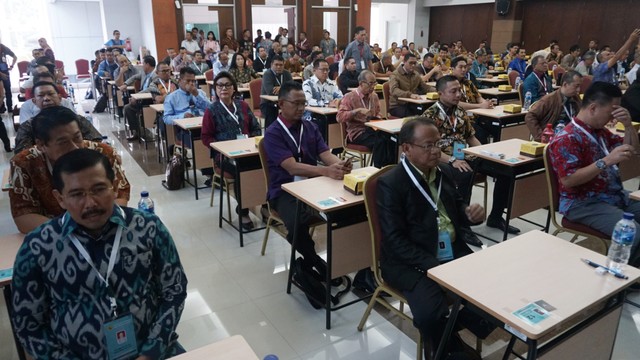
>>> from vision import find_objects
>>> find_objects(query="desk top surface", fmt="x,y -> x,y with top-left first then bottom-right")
150,104 -> 165,112
305,106 -> 339,115
478,87 -> 519,96
631,190 -> 640,201
260,95 -> 278,102
398,95 -> 437,105
463,139 -> 542,167
477,77 -> 509,83
131,92 -> 152,100
282,167 -> 379,212
364,118 -> 405,134
0,233 -> 25,287
376,76 -> 390,82
210,138 -> 259,158
428,230 -> 640,340
2,168 -> 12,192
468,105 -> 528,119
171,335 -> 259,360
173,116 -> 203,130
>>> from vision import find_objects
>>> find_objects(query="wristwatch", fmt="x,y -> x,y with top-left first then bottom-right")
595,159 -> 607,171
448,157 -> 457,165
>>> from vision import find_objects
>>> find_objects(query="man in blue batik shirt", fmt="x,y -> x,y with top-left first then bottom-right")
11,148 -> 188,360
163,66 -> 211,147
508,48 -> 528,80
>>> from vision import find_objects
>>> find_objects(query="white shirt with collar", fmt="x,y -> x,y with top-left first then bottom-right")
302,75 -> 343,107
626,63 -> 639,84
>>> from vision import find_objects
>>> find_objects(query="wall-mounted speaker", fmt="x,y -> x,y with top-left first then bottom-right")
496,0 -> 510,16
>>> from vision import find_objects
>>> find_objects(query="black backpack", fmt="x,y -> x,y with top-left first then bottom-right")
293,257 -> 352,309
162,153 -> 184,190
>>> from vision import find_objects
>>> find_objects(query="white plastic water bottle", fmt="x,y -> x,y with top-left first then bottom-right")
554,120 -> 566,135
101,135 -> 110,146
514,76 -> 522,90
523,91 -> 532,110
69,84 -> 75,102
138,191 -> 155,214
607,212 -> 637,273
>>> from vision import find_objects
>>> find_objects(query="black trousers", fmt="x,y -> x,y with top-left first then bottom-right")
269,192 -> 321,264
124,103 -> 141,134
0,117 -> 10,149
389,105 -> 412,118
260,102 -> 279,129
1,71 -> 11,110
350,127 -> 396,167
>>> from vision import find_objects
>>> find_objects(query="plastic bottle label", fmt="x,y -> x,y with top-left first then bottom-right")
613,228 -> 635,246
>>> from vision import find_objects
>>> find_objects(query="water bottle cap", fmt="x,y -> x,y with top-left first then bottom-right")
622,212 -> 634,220
263,355 -> 279,360
102,135 -> 108,139
141,191 -> 149,197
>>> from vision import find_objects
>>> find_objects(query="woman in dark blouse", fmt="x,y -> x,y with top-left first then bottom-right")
202,71 -> 262,229
229,53 -> 259,88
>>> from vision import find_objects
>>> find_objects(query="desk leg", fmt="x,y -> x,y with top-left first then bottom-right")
191,131 -> 199,200
4,286 -> 27,360
181,129 -> 187,189
325,214 -> 333,330
287,200 -> 303,294
501,336 -> 517,360
434,296 -> 462,360
503,173 -> 517,241
219,159 -> 225,228
235,162 -> 244,247
526,339 -> 538,359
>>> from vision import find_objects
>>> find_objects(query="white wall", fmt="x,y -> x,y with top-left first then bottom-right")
138,0 -> 157,60
183,4 -> 220,24
423,0 -> 492,5
409,0 -> 430,48
99,0 -> 144,59
370,2 -> 409,52
252,6 -> 290,38
46,0 -> 103,75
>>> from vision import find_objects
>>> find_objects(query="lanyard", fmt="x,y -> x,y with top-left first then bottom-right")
421,64 -> 426,75
535,74 -> 548,93
278,117 -> 304,161
221,101 -> 241,129
272,69 -> 283,86
195,63 -> 203,74
68,210 -> 124,317
159,79 -> 170,94
258,57 -> 267,66
437,102 -> 457,132
401,158 -> 443,225
571,119 -> 618,171
563,103 -> 573,120
355,89 -> 371,110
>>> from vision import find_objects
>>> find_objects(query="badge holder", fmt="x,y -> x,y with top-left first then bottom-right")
103,295 -> 138,360
452,141 -> 466,160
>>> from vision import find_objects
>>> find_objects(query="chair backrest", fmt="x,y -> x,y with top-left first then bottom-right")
382,81 -> 391,118
508,70 -> 520,88
553,66 -> 565,84
55,60 -> 64,70
75,59 -> 90,75
362,165 -> 395,286
547,60 -> 558,69
325,56 -> 335,65
543,146 -> 562,228
518,83 -> 524,104
249,78 -> 263,111
257,137 -> 271,194
339,121 -> 349,149
17,61 -> 29,76
204,69 -> 214,81
580,76 -> 592,94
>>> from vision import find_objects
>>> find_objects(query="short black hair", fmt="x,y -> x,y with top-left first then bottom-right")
179,46 -> 186,51
278,81 -> 303,100
343,56 -> 354,64
33,73 -> 56,85
569,44 -> 580,53
403,53 -> 416,62
450,56 -> 467,68
436,74 -> 459,92
193,50 -> 203,57
214,71 -> 238,93
52,149 -> 114,192
424,53 -> 435,60
271,54 -> 284,63
399,117 -> 437,145
32,106 -> 79,144
581,81 -> 622,109
354,26 -> 366,36
113,30 -> 120,35
312,58 -> 328,69
561,70 -> 582,86
180,66 -> 196,77
142,55 -> 156,67
32,80 -> 59,97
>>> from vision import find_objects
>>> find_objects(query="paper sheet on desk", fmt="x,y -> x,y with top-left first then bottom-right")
0,268 -> 13,282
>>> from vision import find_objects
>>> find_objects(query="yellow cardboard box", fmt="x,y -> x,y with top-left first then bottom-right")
503,104 -> 522,113
520,141 -> 546,157
343,172 -> 373,195
498,84 -> 513,92
426,92 -> 439,100
615,121 -> 640,132
497,74 -> 509,80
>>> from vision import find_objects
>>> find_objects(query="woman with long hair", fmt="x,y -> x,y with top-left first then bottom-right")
228,53 -> 258,88
203,31 -> 220,65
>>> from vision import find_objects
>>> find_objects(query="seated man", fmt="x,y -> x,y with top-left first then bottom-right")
470,51 -> 489,79
388,53 -> 429,118
163,67 -> 211,147
260,55 -> 293,128
283,53 -> 303,75
171,47 -> 191,72
372,53 -> 395,77
508,48 -> 528,80
148,62 -> 179,104
19,73 -> 75,123
423,75 -> 520,236
264,81 -> 352,286
253,46 -> 270,73
337,57 -> 360,94
525,71 -> 583,141
377,117 -> 491,358
10,106 -> 129,234
26,48 -> 43,75
501,42 -> 519,69
337,70 -> 395,167
523,55 -> 554,103
97,48 -> 118,79
560,45 -> 581,71
548,82 -> 640,266
594,29 -> 639,85
114,55 -> 139,88
119,55 -> 157,141
16,81 -> 101,154
11,148 -> 187,359
622,78 -> 640,120
303,51 -> 323,80
213,51 -> 230,74
189,50 -> 210,75
576,51 -> 596,77
416,53 -> 441,83
303,58 -> 343,141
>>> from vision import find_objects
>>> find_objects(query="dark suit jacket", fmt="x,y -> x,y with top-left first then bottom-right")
376,162 -> 474,291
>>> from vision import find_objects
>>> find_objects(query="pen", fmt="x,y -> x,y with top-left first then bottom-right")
581,258 -> 629,280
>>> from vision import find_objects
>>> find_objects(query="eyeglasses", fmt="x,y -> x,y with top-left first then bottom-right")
216,83 -> 234,89
316,68 -> 330,72
281,99 -> 308,108
410,141 -> 445,152
64,186 -> 113,202
159,69 -> 171,73
362,81 -> 377,86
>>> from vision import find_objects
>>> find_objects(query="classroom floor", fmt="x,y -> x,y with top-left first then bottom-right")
0,91 -> 639,359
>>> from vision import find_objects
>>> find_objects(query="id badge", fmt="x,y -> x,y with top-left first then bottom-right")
294,176 -> 307,182
103,314 -> 138,360
452,141 -> 466,160
436,230 -> 454,262
236,134 -> 248,139
360,60 -> 366,69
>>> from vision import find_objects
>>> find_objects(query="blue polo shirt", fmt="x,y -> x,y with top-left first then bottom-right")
263,116 -> 329,200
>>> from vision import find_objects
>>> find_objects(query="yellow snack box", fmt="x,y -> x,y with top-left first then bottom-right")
520,141 -> 546,157
615,121 -> 640,132
494,67 -> 505,71
254,135 -> 264,147
503,104 -> 522,113
426,92 -> 439,100
497,74 -> 509,80
498,84 -> 513,92
343,172 -> 373,195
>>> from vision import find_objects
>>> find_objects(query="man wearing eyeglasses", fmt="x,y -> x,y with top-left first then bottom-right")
423,75 -> 520,239
388,53 -> 429,118
9,106 -> 130,234
376,117 -> 490,359
11,148 -> 187,360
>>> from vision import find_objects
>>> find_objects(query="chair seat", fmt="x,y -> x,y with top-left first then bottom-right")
213,166 -> 235,180
76,74 -> 91,79
561,217 -> 610,239
345,143 -> 371,153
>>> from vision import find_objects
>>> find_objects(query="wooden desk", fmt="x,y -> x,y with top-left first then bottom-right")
631,190 -> 640,201
2,168 -> 12,192
131,92 -> 153,101
468,105 -> 530,141
305,106 -> 341,149
429,230 -> 640,360
364,118 -> 405,161
477,77 -> 509,87
210,138 -> 266,247
173,117 -> 209,200
397,95 -> 436,115
282,167 -> 378,329
1,233 -> 26,360
463,139 -> 547,241
376,76 -> 390,82
478,87 -> 520,103
260,94 -> 278,102
488,69 -> 506,75
172,335 -> 258,360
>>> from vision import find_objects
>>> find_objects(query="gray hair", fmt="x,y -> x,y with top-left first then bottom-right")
358,70 -> 375,82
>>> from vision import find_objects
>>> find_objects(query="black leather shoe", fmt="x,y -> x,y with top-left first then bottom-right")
353,268 -> 378,293
461,231 -> 483,247
4,145 -> 12,153
486,216 -> 520,234
126,134 -> 140,141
